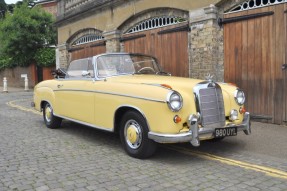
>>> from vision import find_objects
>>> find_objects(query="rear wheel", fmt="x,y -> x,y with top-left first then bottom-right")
120,111 -> 157,159
43,102 -> 62,129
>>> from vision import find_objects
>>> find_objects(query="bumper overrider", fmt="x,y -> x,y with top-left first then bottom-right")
148,112 -> 251,146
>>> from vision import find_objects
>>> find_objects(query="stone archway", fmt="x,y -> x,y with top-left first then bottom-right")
66,28 -> 106,62
118,8 -> 190,77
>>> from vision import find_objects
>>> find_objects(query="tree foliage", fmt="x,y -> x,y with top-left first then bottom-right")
0,0 -> 6,19
34,48 -> 55,67
0,2 -> 56,68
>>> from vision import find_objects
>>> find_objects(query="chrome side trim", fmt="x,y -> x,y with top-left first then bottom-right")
114,105 -> 151,131
56,78 -> 94,81
53,113 -> 114,132
53,89 -> 166,103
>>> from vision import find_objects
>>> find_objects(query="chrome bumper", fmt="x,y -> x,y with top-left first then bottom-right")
148,112 -> 251,147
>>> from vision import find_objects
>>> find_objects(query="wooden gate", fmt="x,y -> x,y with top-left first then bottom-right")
283,3 -> 287,123
69,40 -> 106,61
121,23 -> 189,77
224,3 -> 287,124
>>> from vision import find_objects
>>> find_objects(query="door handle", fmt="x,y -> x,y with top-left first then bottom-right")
57,84 -> 63,88
282,64 -> 287,70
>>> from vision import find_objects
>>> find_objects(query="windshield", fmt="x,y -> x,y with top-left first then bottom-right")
96,54 -> 161,78
66,58 -> 94,78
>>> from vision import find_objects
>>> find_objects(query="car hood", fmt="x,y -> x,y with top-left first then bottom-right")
106,74 -> 237,100
106,74 -> 204,92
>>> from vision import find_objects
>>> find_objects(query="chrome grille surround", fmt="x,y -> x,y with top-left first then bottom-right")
193,82 -> 225,128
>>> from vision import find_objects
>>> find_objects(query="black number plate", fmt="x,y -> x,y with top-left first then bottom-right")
214,127 -> 237,138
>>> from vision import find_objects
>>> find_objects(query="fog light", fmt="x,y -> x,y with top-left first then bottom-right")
229,109 -> 238,121
173,115 -> 182,123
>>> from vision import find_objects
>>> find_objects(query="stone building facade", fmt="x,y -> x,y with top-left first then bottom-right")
55,0 -> 245,81
55,0 -> 287,124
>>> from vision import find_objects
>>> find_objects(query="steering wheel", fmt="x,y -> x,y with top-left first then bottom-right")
137,67 -> 155,74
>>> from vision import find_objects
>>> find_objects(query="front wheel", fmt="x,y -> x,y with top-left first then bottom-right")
43,102 -> 62,129
120,111 -> 157,159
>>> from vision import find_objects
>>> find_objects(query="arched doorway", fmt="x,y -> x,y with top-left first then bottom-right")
119,9 -> 190,77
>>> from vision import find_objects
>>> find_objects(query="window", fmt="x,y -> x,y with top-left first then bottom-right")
72,34 -> 104,46
125,16 -> 187,34
66,58 -> 94,78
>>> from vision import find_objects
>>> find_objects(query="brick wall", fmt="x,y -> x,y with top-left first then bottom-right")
0,65 -> 36,88
0,64 -> 55,88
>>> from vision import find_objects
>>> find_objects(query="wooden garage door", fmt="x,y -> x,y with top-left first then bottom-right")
69,40 -> 106,61
283,3 -> 287,123
224,2 -> 287,124
121,23 -> 189,77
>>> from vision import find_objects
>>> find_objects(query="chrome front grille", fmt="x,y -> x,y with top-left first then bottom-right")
198,87 -> 225,128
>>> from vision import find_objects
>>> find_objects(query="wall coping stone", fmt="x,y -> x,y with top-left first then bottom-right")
103,30 -> 121,40
189,4 -> 218,24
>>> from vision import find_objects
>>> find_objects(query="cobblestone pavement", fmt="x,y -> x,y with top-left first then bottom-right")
1,92 -> 287,191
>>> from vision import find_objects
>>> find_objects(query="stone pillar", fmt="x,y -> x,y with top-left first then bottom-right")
56,43 -> 69,69
57,0 -> 65,20
189,4 -> 224,82
103,30 -> 121,53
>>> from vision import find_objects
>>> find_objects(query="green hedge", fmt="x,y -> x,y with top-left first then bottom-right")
34,48 -> 55,67
0,56 -> 13,70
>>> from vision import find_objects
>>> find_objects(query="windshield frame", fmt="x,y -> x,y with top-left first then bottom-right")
94,53 -> 163,80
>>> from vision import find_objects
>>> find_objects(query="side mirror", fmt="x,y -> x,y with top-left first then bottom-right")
82,71 -> 91,77
52,68 -> 67,78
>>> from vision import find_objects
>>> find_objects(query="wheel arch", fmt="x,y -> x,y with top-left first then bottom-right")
114,105 -> 150,134
40,100 -> 53,111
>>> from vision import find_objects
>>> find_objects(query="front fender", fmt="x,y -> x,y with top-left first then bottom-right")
34,86 -> 56,112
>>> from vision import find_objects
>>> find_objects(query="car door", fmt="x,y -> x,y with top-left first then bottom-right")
54,58 -> 95,124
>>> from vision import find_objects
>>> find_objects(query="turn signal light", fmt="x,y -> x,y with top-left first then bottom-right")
173,115 -> 182,123
239,107 -> 246,114
161,84 -> 172,89
228,83 -> 237,87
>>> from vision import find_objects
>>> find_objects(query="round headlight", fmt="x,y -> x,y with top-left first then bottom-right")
167,91 -> 183,112
234,89 -> 245,105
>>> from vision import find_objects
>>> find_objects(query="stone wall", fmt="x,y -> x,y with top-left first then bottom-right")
57,44 -> 69,69
189,5 -> 224,82
0,64 -> 56,88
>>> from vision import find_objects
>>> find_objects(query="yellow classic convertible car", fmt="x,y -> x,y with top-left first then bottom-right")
33,53 -> 251,158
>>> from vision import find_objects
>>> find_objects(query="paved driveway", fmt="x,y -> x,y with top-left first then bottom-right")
1,91 -> 287,191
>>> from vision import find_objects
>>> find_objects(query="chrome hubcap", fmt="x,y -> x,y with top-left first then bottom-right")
124,120 -> 142,149
45,105 -> 52,123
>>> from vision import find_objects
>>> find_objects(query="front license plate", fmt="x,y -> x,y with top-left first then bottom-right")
214,127 -> 237,138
